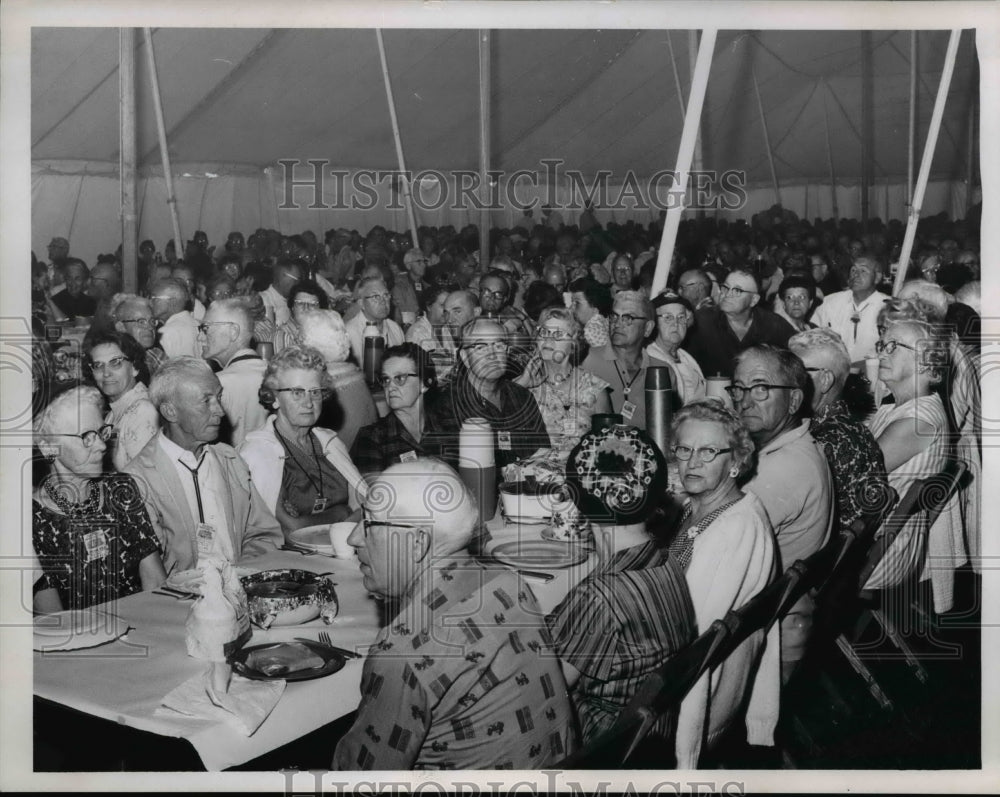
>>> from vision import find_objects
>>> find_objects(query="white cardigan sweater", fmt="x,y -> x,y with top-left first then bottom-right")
238,415 -> 367,515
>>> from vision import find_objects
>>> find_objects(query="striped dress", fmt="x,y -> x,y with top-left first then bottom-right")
864,393 -> 949,591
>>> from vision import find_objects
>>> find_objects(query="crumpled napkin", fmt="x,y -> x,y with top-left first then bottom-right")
156,666 -> 285,736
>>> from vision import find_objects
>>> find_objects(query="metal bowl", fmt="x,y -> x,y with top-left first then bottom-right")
240,569 -> 339,629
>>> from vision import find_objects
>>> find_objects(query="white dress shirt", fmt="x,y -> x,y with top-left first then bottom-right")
218,349 -> 268,448
810,289 -> 890,363
260,285 -> 291,327
157,310 -> 201,358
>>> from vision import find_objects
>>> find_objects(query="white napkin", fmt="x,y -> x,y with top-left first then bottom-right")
157,666 -> 285,736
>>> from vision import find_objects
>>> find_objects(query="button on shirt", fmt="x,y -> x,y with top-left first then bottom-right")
810,289 -> 891,363
158,432 -> 234,562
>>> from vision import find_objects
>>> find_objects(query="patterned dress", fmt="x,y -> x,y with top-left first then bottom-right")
529,368 -> 610,453
32,474 -> 161,610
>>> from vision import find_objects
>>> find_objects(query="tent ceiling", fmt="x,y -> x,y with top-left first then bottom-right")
32,27 -> 978,184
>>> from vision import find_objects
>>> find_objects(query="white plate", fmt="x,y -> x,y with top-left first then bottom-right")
33,609 -> 130,652
502,514 -> 551,526
491,540 -> 588,570
288,525 -> 335,554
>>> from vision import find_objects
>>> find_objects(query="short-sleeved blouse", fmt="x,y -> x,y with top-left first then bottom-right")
529,367 -> 611,452
32,474 -> 161,610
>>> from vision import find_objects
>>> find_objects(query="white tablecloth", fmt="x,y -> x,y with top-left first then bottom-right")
33,550 -> 380,771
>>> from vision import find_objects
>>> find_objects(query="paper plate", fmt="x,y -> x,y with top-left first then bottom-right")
288,525 -> 334,555
490,540 -> 588,570
33,609 -> 130,652
230,640 -> 346,682
540,526 -> 594,549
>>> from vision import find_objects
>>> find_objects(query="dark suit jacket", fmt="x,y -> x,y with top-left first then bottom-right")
123,433 -> 283,574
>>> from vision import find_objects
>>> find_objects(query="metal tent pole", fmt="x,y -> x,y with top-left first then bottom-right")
823,82 -> 839,220
142,28 -> 183,260
376,29 -> 420,249
908,31 -> 918,207
478,30 -> 491,270
894,29 -> 962,297
651,29 -> 718,296
120,28 -> 138,292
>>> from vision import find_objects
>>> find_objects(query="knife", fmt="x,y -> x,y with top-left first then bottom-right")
476,554 -> 555,583
294,636 -> 363,660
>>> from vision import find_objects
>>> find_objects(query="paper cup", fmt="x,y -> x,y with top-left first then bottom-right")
328,522 -> 358,559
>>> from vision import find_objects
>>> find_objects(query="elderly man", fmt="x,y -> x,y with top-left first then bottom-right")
260,257 -> 302,327
580,291 -> 670,431
730,344 -> 834,679
333,459 -> 576,770
111,292 -> 167,376
198,298 -> 268,447
123,357 -> 282,574
479,272 -> 531,338
345,276 -> 405,368
392,246 -> 431,327
149,277 -> 200,358
788,328 -> 892,535
52,259 -> 97,319
809,254 -> 890,364
171,264 -> 207,321
686,268 -> 795,379
443,290 -> 479,343
436,318 -> 550,469
47,236 -> 71,271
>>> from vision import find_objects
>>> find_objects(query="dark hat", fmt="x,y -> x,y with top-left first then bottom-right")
48,237 -> 69,249
652,291 -> 694,313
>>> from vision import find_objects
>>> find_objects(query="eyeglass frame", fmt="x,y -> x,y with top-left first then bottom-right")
719,283 -> 754,297
609,312 -> 648,326
378,373 -> 419,387
671,445 -> 733,463
461,340 -> 509,354
361,514 -> 425,540
361,292 -> 391,303
197,321 -> 238,335
725,383 -> 799,402
275,387 -> 331,402
535,326 -> 575,341
875,339 -> 918,356
88,355 -> 132,375
118,316 -> 157,329
49,424 -> 116,447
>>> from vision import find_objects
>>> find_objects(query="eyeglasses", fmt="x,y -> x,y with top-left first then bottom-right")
679,281 -> 708,291
536,327 -> 575,341
276,387 -> 330,402
362,293 -> 391,303
88,355 -> 131,375
293,300 -> 321,310
463,340 -> 508,354
50,424 -> 115,447
361,514 -> 422,540
610,312 -> 647,326
725,383 -> 798,402
720,284 -> 753,297
119,317 -> 156,328
480,287 -> 507,299
379,373 -> 419,387
655,313 -> 686,326
671,445 -> 733,463
875,339 -> 918,356
197,321 -> 237,335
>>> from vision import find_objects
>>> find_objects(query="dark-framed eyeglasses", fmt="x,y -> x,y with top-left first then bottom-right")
50,424 -> 115,447
197,321 -> 237,335
293,300 -> 321,310
536,327 -> 574,341
276,387 -> 330,402
362,292 -> 391,303
378,373 -> 419,387
720,284 -> 753,297
119,316 -> 156,329
480,287 -> 508,299
725,383 -> 798,402
88,355 -> 131,375
462,340 -> 508,354
361,514 -> 423,540
875,339 -> 918,356
671,445 -> 733,463
610,312 -> 647,326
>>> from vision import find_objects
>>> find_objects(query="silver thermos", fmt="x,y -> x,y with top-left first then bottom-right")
645,366 -> 674,459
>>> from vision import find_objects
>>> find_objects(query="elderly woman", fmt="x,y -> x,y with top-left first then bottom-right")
239,345 -> 366,537
569,277 -> 611,348
350,343 -> 452,476
864,302 -> 952,595
299,309 -> 378,451
664,400 -> 778,768
775,273 -> 818,332
33,385 -> 166,613
109,293 -> 166,376
646,292 -> 707,405
513,306 -> 611,452
274,279 -> 330,354
83,329 -> 159,471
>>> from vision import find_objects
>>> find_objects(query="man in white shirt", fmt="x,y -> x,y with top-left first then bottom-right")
198,298 -> 268,448
732,344 -> 834,681
344,276 -> 405,368
149,278 -> 200,358
809,255 -> 890,364
123,357 -> 282,574
171,264 -> 207,321
259,258 -> 303,328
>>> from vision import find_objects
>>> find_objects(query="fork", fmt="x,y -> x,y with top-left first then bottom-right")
318,631 -> 362,659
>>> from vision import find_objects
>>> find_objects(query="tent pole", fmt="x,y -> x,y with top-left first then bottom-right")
966,87 -> 976,213
375,29 -> 420,249
651,29 -> 717,296
893,29 -> 962,297
142,28 -> 183,260
752,65 -> 781,207
908,31 -> 917,207
478,30 -> 491,270
861,31 -> 873,226
822,82 -> 838,220
666,31 -> 686,117
119,28 -> 138,293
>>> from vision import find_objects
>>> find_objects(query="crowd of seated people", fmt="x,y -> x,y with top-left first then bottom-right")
28,203 -> 982,768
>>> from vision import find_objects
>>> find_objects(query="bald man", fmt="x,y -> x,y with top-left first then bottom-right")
149,278 -> 200,358
809,255 -> 890,363
333,459 -> 576,770
197,298 -> 267,447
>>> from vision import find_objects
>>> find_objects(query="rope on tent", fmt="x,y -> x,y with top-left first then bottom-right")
665,31 -> 687,118
769,80 -> 821,154
823,81 -> 888,177
751,64 -> 780,206
822,80 -> 839,220
66,174 -> 87,247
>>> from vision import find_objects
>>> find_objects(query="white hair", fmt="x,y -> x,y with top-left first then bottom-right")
788,327 -> 851,386
148,356 -> 214,409
300,310 -> 351,364
109,292 -> 150,321
953,281 -> 980,315
898,280 -> 950,322
207,297 -> 254,346
34,385 -> 105,437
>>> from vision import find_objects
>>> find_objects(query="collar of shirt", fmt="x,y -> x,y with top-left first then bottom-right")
757,418 -> 812,458
108,381 -> 149,416
157,429 -> 206,470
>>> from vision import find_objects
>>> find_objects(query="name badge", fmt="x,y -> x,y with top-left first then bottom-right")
399,450 -> 418,463
81,529 -> 109,563
497,431 -> 512,451
561,417 -> 578,437
621,401 -> 637,421
311,497 -> 329,514
196,523 -> 217,555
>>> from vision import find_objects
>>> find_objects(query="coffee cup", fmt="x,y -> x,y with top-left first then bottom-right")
328,522 -> 358,559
